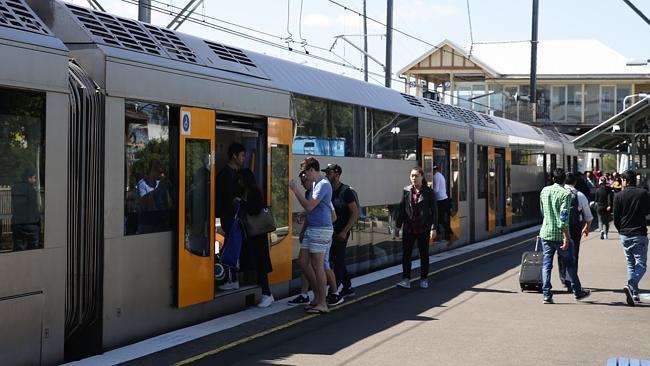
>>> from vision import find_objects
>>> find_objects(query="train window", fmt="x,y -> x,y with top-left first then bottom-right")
477,146 -> 487,199
367,110 -> 418,160
0,88 -> 46,253
269,144 -> 289,245
124,100 -> 175,235
459,143 -> 467,201
293,95 -> 355,157
183,139 -> 211,257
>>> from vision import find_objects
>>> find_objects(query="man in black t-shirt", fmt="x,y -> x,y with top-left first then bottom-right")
613,169 -> 650,306
323,164 -> 358,301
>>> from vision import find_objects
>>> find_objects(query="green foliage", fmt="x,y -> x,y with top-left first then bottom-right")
0,90 -> 45,186
270,145 -> 289,228
602,153 -> 617,173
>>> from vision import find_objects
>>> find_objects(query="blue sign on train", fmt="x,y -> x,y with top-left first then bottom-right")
181,111 -> 191,135
293,137 -> 345,156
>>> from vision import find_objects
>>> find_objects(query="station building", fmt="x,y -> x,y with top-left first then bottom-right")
398,39 -> 650,137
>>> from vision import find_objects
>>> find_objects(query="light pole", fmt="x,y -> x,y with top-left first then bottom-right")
623,93 -> 649,110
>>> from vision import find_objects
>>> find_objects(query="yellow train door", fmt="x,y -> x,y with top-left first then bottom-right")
176,107 -> 216,308
267,118 -> 293,284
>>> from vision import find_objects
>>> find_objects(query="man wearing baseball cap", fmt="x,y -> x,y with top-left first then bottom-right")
323,163 -> 358,302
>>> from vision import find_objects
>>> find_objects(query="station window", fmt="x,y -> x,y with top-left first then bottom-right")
477,145 -> 487,199
124,100 -> 175,235
0,87 -> 46,253
293,95 -> 355,157
367,109 -> 418,160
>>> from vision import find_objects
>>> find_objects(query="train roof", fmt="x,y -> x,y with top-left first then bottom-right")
29,0 -> 577,148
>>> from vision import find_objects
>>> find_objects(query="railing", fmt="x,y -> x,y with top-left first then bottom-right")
0,186 -> 10,248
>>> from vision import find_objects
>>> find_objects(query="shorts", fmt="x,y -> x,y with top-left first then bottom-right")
300,227 -> 333,257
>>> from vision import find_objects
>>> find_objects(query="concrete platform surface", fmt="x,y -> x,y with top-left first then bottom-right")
122,229 -> 649,366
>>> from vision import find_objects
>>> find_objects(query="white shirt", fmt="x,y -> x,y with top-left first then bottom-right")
564,184 -> 593,222
432,171 -> 448,201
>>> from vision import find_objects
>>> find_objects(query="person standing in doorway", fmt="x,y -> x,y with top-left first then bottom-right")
432,165 -> 453,240
237,168 -> 274,307
289,157 -> 334,314
323,163 -> 359,303
11,169 -> 40,250
215,142 -> 246,290
613,169 -> 649,306
539,168 -> 591,304
395,167 -> 437,289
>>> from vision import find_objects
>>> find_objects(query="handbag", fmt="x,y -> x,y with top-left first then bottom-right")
241,207 -> 277,237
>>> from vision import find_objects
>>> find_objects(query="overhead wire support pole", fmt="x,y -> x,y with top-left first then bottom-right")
138,0 -> 151,23
623,0 -> 650,27
363,0 -> 369,82
385,0 -> 393,88
529,0 -> 539,123
167,0 -> 204,30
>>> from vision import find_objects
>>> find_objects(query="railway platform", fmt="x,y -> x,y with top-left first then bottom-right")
69,226 -> 650,366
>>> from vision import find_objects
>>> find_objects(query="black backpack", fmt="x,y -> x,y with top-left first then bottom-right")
334,184 -> 359,212
568,190 -> 583,237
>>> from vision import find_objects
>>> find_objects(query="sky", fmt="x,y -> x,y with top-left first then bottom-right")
64,0 -> 650,91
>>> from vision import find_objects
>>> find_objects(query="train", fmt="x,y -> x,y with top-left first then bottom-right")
0,0 -> 594,364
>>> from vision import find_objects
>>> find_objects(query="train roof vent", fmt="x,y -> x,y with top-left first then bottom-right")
452,106 -> 487,127
479,113 -> 497,124
0,0 -> 53,36
204,41 -> 257,68
401,93 -> 425,108
423,98 -> 461,122
64,4 -> 197,63
142,23 -> 197,63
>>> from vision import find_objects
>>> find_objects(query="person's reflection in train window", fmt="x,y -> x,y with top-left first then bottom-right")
11,169 -> 41,251
136,160 -> 171,234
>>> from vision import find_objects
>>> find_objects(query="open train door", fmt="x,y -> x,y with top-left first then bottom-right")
176,107 -> 216,308
267,118 -> 293,284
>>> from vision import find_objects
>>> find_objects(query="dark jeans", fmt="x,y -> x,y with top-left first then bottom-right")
12,223 -> 40,251
437,198 -> 453,240
558,232 -> 581,287
402,231 -> 429,280
257,271 -> 271,296
330,232 -> 352,289
541,238 -> 583,298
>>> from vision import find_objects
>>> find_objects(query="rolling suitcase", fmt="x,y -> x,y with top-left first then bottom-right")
519,236 -> 543,292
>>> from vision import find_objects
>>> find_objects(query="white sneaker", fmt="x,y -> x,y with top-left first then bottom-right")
396,279 -> 411,288
257,294 -> 274,308
217,281 -> 240,291
419,279 -> 429,289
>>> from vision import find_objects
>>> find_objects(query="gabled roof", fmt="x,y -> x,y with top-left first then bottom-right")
399,39 -> 650,79
396,39 -> 498,77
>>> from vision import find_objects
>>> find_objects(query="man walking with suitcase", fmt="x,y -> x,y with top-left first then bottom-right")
613,169 -> 649,306
539,168 -> 591,304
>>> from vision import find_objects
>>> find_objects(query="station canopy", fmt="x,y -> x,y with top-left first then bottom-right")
573,98 -> 650,152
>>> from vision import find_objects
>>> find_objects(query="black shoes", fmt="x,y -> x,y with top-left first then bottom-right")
340,287 -> 355,298
543,297 -> 554,304
326,293 -> 344,306
288,294 -> 310,306
575,289 -> 591,301
624,285 -> 636,307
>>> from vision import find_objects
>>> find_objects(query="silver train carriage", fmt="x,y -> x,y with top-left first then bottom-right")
0,0 -> 588,364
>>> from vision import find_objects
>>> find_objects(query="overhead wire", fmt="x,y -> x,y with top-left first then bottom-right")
325,0 -> 517,99
118,0 -> 491,108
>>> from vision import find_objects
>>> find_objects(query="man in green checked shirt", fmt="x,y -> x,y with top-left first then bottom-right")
539,168 -> 591,304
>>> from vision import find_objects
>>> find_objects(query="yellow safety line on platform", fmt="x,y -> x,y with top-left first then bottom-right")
173,236 -> 534,365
